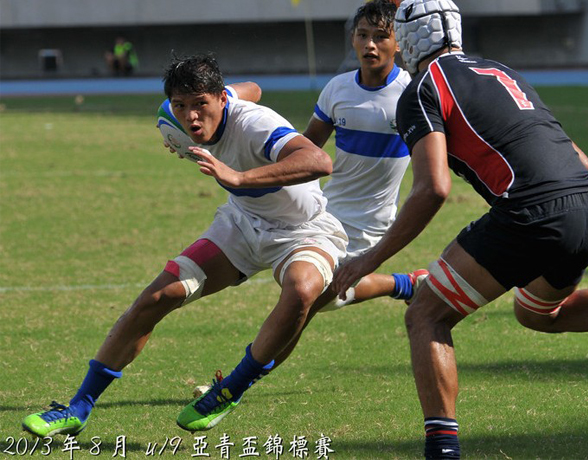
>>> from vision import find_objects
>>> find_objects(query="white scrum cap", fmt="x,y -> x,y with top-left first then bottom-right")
394,0 -> 462,74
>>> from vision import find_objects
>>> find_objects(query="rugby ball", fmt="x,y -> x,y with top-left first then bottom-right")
156,99 -> 203,163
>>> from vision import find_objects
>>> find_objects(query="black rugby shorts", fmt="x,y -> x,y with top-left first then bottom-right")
457,192 -> 588,290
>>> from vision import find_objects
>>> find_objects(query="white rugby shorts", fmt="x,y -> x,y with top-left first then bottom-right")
340,223 -> 383,261
200,202 -> 348,281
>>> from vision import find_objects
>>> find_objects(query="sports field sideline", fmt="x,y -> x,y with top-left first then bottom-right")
1,68 -> 587,97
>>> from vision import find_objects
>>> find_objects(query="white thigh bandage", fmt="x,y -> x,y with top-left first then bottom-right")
173,255 -> 207,306
427,257 -> 489,316
514,287 -> 564,315
278,250 -> 333,291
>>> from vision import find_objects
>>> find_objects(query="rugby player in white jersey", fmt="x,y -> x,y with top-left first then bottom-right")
311,0 -> 427,309
22,53 -> 347,436
272,0 -> 428,368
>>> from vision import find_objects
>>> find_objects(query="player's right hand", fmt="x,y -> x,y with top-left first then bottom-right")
332,253 -> 379,300
189,146 -> 243,187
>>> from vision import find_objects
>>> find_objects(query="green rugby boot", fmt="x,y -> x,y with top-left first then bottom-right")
177,377 -> 240,432
22,402 -> 87,437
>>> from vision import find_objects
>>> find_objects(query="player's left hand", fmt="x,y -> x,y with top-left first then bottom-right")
332,254 -> 379,300
163,141 -> 184,158
189,146 -> 243,187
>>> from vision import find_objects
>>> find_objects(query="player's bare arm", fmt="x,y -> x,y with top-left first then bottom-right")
190,135 -> 332,188
572,141 -> 588,170
227,82 -> 262,104
332,132 -> 451,297
303,117 -> 334,148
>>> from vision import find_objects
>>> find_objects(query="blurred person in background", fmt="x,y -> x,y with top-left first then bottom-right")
105,36 -> 139,76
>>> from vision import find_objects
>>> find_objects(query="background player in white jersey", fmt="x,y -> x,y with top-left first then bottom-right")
310,0 -> 427,311
333,1 -> 588,458
22,53 -> 347,437
270,0 -> 427,368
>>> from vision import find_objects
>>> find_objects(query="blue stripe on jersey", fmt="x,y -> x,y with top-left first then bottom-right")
335,127 -> 409,158
355,65 -> 401,91
263,126 -> 298,160
216,180 -> 282,197
211,103 -> 229,144
313,104 -> 333,124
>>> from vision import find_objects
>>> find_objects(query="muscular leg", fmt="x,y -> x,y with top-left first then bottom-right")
405,241 -> 505,458
405,284 -> 463,419
177,247 -> 336,432
96,250 -> 241,371
271,288 -> 336,368
94,272 -> 185,371
250,248 -> 334,364
270,274 -> 390,369
514,279 -> 588,333
272,268 -> 427,368
350,273 -> 397,302
22,241 -> 241,437
270,274 -> 401,368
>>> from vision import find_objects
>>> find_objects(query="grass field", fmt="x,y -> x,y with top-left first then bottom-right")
1,87 -> 587,459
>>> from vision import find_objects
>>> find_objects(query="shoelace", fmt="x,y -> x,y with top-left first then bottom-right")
195,379 -> 231,415
40,401 -> 75,423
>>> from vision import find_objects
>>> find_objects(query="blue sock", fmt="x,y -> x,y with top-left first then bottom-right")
391,273 -> 413,300
221,344 -> 274,401
68,359 -> 122,422
424,417 -> 460,459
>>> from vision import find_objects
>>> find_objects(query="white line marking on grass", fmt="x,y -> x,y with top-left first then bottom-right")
0,282 -> 146,293
0,277 -> 274,294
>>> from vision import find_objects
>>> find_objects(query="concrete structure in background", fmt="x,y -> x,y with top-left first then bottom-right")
1,0 -> 587,79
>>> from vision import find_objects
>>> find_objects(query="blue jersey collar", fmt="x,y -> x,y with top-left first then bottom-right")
205,98 -> 230,145
355,65 -> 400,91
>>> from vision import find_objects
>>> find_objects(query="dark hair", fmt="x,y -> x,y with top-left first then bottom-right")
352,0 -> 397,34
163,53 -> 225,99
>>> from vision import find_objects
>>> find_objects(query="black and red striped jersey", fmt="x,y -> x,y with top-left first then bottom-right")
397,51 -> 588,209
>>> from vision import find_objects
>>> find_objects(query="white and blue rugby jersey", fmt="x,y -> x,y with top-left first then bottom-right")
198,95 -> 327,228
313,66 -> 411,236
